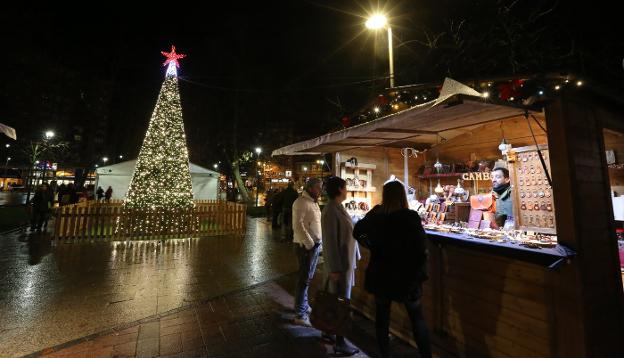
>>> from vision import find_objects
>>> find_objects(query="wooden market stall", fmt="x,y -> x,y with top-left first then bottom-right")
273,78 -> 624,357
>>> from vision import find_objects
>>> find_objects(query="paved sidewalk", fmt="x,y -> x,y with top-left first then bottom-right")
2,218 -> 432,357
0,218 -> 297,357
35,273 -> 424,358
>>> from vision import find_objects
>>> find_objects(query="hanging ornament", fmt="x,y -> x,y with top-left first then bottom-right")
434,180 -> 444,194
341,116 -> 351,128
498,79 -> 524,101
498,138 -> 508,152
454,179 -> 465,195
434,158 -> 443,173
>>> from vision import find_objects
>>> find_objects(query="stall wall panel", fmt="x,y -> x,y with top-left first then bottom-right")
351,241 -> 554,358
440,246 -> 552,357
545,93 -> 624,357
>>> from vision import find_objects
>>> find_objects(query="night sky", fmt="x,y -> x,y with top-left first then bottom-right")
1,1 -> 620,169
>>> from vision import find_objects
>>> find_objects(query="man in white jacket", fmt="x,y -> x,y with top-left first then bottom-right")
292,177 -> 323,326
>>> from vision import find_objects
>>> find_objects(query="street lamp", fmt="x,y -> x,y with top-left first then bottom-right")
366,13 -> 394,88
41,130 -> 55,184
118,155 -> 123,159
4,144 -> 9,148
254,147 -> 263,206
213,163 -> 218,170
102,157 -> 109,163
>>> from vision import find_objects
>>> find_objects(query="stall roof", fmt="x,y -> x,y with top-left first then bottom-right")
272,78 -> 533,156
96,160 -> 219,177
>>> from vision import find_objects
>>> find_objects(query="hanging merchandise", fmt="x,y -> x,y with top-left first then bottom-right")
435,180 -> 444,194
401,148 -> 418,192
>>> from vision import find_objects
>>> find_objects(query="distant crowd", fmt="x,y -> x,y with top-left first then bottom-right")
28,181 -> 113,232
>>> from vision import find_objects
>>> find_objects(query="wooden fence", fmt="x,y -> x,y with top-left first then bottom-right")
53,201 -> 246,241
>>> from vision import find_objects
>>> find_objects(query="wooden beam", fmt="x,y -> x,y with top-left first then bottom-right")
373,128 -> 438,134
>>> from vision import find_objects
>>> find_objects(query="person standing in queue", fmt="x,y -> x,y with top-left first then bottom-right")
281,182 -> 299,239
353,180 -> 432,358
321,176 -> 360,356
292,178 -> 322,327
491,167 -> 513,228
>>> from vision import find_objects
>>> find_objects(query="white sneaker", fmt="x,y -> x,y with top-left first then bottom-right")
293,315 -> 312,327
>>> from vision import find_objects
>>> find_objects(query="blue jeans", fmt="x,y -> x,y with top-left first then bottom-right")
294,243 -> 320,318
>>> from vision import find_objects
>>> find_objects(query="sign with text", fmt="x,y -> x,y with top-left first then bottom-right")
461,172 -> 492,181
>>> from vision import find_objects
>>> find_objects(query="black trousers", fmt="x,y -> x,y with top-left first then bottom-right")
375,294 -> 432,358
31,210 -> 48,230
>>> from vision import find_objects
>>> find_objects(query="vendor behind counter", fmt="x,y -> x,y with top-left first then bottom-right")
491,167 -> 513,228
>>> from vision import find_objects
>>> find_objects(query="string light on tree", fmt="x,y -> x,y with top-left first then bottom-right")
118,45 -> 197,236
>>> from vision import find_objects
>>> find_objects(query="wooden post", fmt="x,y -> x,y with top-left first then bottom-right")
545,91 -> 624,357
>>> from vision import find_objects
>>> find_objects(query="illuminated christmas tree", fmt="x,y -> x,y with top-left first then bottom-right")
118,46 -> 196,237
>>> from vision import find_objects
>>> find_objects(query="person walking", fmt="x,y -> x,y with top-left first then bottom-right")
321,176 -> 360,356
292,178 -> 322,326
271,188 -> 284,229
353,180 -> 432,358
282,182 -> 299,239
264,188 -> 275,220
105,186 -> 113,202
30,183 -> 53,232
96,186 -> 104,202
58,183 -> 67,206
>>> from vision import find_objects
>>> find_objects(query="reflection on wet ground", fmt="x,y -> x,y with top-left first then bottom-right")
0,218 -> 298,357
0,191 -> 28,206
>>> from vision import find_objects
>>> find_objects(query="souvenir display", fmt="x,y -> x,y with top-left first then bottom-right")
340,161 -> 376,217
511,147 -> 556,233
422,222 -> 558,249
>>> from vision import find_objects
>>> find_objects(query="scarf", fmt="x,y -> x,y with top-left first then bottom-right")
493,182 -> 510,196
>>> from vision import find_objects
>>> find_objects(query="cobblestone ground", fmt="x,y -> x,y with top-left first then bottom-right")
1,217 -> 427,358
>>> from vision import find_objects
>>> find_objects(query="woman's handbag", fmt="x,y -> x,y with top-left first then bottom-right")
310,282 -> 352,336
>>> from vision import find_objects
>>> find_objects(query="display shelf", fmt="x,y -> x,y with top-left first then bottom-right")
346,186 -> 376,192
344,162 -> 376,170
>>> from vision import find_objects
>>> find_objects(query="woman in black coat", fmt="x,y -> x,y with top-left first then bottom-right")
353,180 -> 431,358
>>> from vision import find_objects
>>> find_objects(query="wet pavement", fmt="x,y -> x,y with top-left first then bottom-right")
0,218 -> 297,357
34,275 -> 376,358
1,217 -> 427,358
0,191 -> 28,206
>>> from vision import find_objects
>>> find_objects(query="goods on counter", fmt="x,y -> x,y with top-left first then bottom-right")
423,223 -> 558,248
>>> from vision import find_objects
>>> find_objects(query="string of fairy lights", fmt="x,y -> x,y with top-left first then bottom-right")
343,76 -> 585,128
116,46 -> 199,237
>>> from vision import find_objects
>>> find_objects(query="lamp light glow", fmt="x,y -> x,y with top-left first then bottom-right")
365,14 -> 388,29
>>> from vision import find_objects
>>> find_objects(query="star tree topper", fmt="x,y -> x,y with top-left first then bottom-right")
161,45 -> 186,76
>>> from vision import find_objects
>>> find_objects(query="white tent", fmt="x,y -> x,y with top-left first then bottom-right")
95,160 -> 220,201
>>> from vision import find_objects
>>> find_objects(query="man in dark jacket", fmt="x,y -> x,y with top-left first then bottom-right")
31,183 -> 53,232
281,182 -> 299,238
271,189 -> 284,228
491,167 -> 513,228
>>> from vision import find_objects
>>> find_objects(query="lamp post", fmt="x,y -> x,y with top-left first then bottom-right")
254,147 -> 262,207
2,157 -> 10,191
41,130 -> 55,184
366,13 -> 394,88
